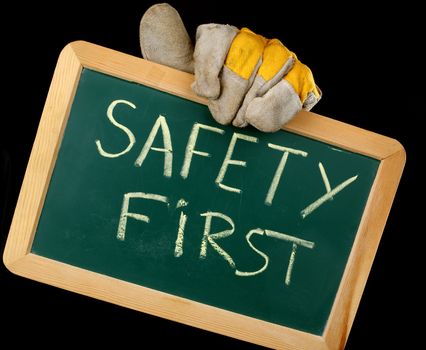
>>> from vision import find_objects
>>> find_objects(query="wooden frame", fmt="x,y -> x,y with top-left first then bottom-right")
3,41 -> 405,349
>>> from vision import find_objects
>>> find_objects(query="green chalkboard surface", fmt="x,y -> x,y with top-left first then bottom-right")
32,68 -> 379,335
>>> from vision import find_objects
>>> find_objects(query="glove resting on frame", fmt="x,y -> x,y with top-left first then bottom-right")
140,3 -> 321,132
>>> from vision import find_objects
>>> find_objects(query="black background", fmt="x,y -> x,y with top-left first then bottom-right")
1,1 -> 422,348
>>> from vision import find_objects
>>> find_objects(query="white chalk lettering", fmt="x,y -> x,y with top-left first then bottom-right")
216,133 -> 258,194
235,228 -> 314,285
301,174 -> 358,218
134,115 -> 173,178
319,162 -> 332,198
95,99 -> 136,158
174,211 -> 187,257
265,144 -> 308,205
265,229 -> 315,286
199,211 -> 235,268
285,243 -> 298,285
235,229 -> 269,277
117,192 -> 168,241
176,198 -> 188,208
180,123 -> 224,179
264,229 -> 315,249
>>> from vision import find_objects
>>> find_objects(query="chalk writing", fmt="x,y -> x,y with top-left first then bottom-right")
265,144 -> 308,205
174,211 -> 187,257
215,133 -> 258,194
117,192 -> 168,241
134,115 -> 173,178
200,212 -> 236,268
236,229 -> 315,285
180,123 -> 224,179
301,174 -> 358,218
95,99 -> 136,157
95,98 -> 363,286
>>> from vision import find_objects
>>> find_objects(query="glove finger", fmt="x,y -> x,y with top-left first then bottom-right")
245,59 -> 321,132
257,39 -> 296,96
192,24 -> 238,99
208,28 -> 267,125
245,79 -> 302,132
231,76 -> 264,128
140,3 -> 194,73
233,39 -> 295,127
284,60 -> 322,110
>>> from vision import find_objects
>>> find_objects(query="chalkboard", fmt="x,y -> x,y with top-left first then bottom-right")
4,42 -> 405,350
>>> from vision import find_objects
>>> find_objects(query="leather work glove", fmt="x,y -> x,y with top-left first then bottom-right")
232,38 -> 321,131
140,3 -> 321,132
193,26 -> 321,131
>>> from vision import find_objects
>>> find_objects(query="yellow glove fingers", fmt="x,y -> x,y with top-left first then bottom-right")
225,28 -> 267,80
192,25 -> 321,130
258,39 -> 295,81
233,38 -> 295,128
208,28 -> 267,124
284,60 -> 321,106
256,40 -> 295,96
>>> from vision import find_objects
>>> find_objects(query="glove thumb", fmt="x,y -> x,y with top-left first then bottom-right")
140,3 -> 194,73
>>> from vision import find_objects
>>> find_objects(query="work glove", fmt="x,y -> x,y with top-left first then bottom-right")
140,3 -> 321,132
232,38 -> 321,131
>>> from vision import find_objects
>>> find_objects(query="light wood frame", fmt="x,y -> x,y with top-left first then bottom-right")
3,41 -> 405,349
